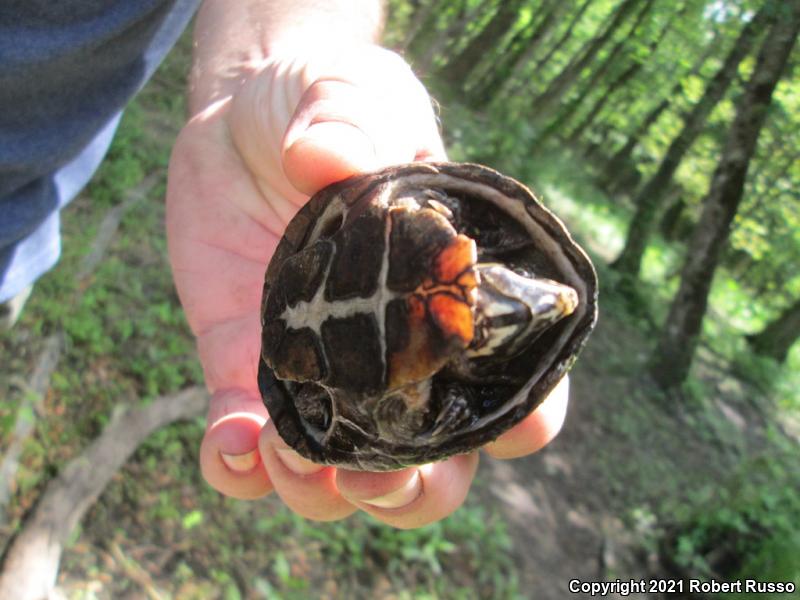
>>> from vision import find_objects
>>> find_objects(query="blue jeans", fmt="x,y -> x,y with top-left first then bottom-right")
0,0 -> 199,302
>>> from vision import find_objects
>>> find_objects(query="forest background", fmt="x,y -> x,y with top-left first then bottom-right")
0,0 -> 798,598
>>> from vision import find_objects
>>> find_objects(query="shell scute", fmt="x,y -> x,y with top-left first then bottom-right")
259,162 -> 598,470
320,313 -> 385,394
387,206 -> 457,292
324,209 -> 385,301
278,240 -> 332,309
271,326 -> 325,383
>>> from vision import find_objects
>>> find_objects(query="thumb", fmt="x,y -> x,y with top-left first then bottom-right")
281,79 -> 384,196
282,53 -> 445,196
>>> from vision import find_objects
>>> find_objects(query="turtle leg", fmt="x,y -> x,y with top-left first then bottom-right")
444,354 -> 523,387
477,236 -> 535,261
430,382 -> 477,438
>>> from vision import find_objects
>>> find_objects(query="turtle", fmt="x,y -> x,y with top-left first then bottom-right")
258,162 -> 598,471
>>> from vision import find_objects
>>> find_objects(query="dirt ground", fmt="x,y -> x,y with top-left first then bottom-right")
1,38 -> 779,596
473,302 -> 759,599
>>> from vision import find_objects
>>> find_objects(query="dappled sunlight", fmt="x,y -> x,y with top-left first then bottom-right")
2,0 -> 798,597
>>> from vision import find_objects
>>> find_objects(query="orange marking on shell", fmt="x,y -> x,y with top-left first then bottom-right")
456,270 -> 478,294
408,294 -> 426,319
388,299 -> 442,389
434,235 -> 477,284
429,293 -> 474,346
386,236 -> 480,390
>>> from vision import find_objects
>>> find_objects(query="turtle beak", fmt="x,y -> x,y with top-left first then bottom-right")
524,276 -> 579,324
554,286 -> 579,319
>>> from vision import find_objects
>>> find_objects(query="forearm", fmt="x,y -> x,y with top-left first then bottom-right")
189,0 -> 385,116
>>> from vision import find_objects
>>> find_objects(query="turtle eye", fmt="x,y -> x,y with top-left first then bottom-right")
468,280 -> 531,358
468,264 -> 578,359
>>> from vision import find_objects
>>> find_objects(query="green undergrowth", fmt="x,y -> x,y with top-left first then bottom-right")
439,88 -> 800,594
69,420 -> 521,598
4,29 -> 525,599
4,12 -> 798,599
659,429 -> 800,595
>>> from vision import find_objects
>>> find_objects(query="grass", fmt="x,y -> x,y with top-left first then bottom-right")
2,29 -> 525,600
2,11 -> 799,600
437,83 -> 800,592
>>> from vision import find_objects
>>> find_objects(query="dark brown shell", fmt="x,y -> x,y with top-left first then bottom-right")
258,162 -> 598,470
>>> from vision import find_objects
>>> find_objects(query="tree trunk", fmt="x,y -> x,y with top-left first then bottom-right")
531,0 -> 643,118
746,299 -> 800,363
537,0 -> 654,144
413,1 -> 477,73
440,0 -> 525,89
603,97 -> 670,192
650,2 -> 800,389
500,0 -> 593,103
602,18 -> 721,191
610,4 -> 771,279
469,0 -> 564,106
570,0 -> 682,147
529,0 -> 593,75
401,0 -> 433,50
566,61 -> 642,145
404,0 -> 443,56
658,194 -> 687,241
538,0 -> 656,146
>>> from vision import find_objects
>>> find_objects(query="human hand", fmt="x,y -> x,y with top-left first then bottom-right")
166,45 -> 568,528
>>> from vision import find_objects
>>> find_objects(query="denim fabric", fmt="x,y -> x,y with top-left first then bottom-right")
0,0 -> 200,301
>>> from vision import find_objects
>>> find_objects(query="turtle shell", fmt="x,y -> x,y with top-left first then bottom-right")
259,162 -> 598,470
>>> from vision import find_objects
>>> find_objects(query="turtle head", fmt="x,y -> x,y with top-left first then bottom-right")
467,264 -> 578,359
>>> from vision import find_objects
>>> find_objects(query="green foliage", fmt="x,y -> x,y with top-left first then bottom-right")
663,429 -> 800,589
4,3 -> 799,598
250,504 -> 520,598
89,105 -> 161,208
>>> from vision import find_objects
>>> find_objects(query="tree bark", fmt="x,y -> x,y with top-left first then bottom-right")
405,0 -> 455,59
499,0 -> 595,105
531,0 -> 643,118
413,1 -> 477,73
401,0 -> 437,51
650,2 -> 800,389
536,0 -> 655,144
542,2 -> 668,145
529,0 -> 594,75
469,0 -> 564,106
746,299 -> 800,363
610,4 -> 771,279
602,19 -> 722,191
439,0 -> 526,89
658,194 -> 688,241
566,61 -> 642,145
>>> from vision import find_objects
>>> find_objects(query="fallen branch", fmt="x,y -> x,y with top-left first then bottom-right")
109,540 -> 166,600
77,173 -> 161,281
0,334 -> 62,522
0,386 -> 208,600
0,173 -> 160,524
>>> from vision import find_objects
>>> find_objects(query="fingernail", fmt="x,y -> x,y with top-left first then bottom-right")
361,471 -> 422,509
220,449 -> 261,473
275,448 -> 324,475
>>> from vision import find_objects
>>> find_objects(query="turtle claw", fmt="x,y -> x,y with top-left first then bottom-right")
259,162 -> 597,471
430,385 -> 474,438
